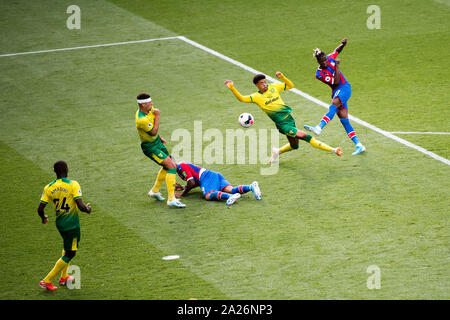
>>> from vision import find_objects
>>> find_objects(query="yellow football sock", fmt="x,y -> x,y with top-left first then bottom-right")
152,168 -> 167,193
60,250 -> 69,278
43,258 -> 68,283
279,143 -> 294,154
165,169 -> 177,201
309,137 -> 333,152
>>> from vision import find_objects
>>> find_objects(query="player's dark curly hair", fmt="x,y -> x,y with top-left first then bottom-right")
54,160 -> 68,178
313,48 -> 326,61
253,74 -> 266,85
136,93 -> 151,100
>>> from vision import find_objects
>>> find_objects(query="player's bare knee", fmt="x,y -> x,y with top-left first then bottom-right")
296,131 -> 306,140
332,98 -> 341,107
222,186 -> 232,193
337,108 -> 348,118
163,158 -> 177,170
167,162 -> 177,170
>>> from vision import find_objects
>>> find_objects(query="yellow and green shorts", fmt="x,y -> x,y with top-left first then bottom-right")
274,114 -> 298,138
141,138 -> 169,165
59,227 -> 80,252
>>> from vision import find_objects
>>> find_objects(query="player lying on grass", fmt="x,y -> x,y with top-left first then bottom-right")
225,72 -> 342,162
174,161 -> 262,206
304,38 -> 366,155
37,160 -> 91,291
135,93 -> 185,208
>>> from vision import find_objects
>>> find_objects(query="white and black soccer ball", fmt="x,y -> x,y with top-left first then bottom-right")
238,113 -> 254,128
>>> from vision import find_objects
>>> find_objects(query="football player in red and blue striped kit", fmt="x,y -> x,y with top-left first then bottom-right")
175,161 -> 262,206
304,38 -> 366,155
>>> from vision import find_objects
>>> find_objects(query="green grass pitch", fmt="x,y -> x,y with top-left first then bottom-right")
0,0 -> 448,300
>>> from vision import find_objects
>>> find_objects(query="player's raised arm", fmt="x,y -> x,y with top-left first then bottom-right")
224,80 -> 252,103
335,38 -> 347,54
275,72 -> 294,89
334,59 -> 341,86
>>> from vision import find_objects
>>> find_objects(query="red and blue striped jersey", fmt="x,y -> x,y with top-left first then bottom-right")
177,162 -> 204,184
315,50 -> 349,89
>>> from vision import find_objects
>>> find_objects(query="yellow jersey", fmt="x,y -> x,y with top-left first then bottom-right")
40,178 -> 82,231
249,82 -> 292,122
135,107 -> 158,143
228,74 -> 294,123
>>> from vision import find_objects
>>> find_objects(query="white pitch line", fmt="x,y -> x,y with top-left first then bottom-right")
390,132 -> 450,135
0,36 -> 180,57
177,36 -> 450,166
1,35 -> 449,166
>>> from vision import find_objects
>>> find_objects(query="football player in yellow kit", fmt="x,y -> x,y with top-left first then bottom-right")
135,93 -> 185,208
225,72 -> 342,162
37,160 -> 91,291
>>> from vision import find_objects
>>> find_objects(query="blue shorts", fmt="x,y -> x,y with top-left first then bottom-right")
332,83 -> 351,109
199,170 -> 231,196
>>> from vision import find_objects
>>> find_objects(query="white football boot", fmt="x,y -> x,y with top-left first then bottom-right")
352,143 -> 366,156
226,193 -> 241,207
251,181 -> 262,200
304,125 -> 322,136
167,198 -> 186,208
269,147 -> 280,163
148,189 -> 165,201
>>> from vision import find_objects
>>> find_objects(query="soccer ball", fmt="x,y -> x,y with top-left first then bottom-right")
238,113 -> 254,128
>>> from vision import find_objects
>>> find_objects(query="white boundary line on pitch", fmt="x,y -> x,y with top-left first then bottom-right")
0,36 -> 179,57
1,36 -> 449,166
390,131 -> 450,135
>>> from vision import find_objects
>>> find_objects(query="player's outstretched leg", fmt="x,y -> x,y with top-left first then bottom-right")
303,133 -> 342,156
230,182 -> 262,200
231,185 -> 251,194
207,191 -> 240,206
339,118 -> 365,155
208,191 -> 231,201
304,104 -> 338,136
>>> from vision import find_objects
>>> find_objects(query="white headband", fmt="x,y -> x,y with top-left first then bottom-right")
137,97 -> 152,104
